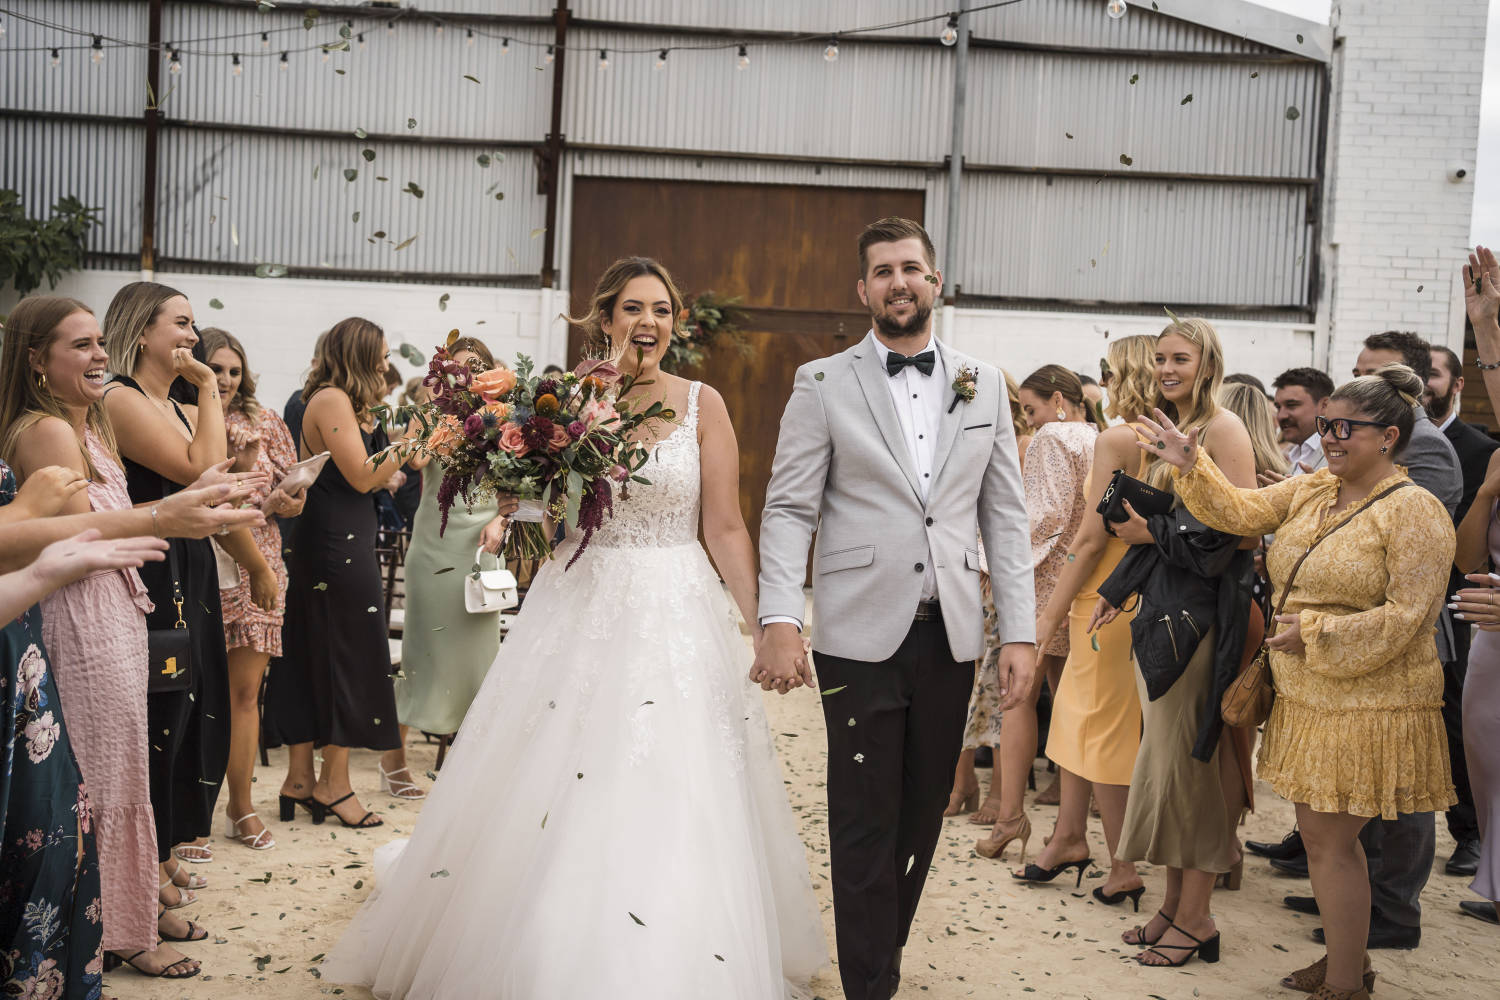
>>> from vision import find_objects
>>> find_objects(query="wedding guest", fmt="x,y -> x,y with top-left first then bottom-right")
962,368 -> 1095,828
0,524 -> 172,999
283,330 -> 328,452
1222,372 -> 1268,396
383,337 -> 512,797
1077,373 -> 1107,425
200,328 -> 305,851
101,282 -> 234,887
1006,371 -> 1033,467
0,296 -> 212,978
391,377 -> 430,526
1144,363 -> 1454,998
263,318 -> 407,830
1272,368 -> 1334,474
1092,319 -> 1258,968
976,336 -> 1154,906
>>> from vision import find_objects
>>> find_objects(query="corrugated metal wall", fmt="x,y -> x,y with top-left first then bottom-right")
0,0 -> 1324,309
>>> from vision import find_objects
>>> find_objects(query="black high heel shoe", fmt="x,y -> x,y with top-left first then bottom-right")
279,793 -> 320,823
308,791 -> 384,829
1011,857 -> 1092,887
1093,885 -> 1146,912
1134,922 -> 1221,967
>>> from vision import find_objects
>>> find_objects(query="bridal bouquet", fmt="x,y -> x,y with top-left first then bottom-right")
397,335 -> 674,567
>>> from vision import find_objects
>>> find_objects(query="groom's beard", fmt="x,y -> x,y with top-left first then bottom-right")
872,300 -> 933,339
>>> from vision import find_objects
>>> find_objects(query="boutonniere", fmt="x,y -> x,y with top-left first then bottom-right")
949,365 -> 978,413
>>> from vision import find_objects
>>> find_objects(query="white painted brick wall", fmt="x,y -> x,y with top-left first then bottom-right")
1323,0 -> 1487,376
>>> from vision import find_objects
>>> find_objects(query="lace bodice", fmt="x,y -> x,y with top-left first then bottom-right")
587,382 -> 702,549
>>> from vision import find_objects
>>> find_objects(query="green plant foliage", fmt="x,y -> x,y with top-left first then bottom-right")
0,191 -> 102,296
661,291 -> 752,374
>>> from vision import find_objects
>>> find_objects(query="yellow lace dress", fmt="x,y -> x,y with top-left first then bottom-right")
1174,453 -> 1456,819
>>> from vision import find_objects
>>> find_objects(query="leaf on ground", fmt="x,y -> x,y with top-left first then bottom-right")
254,954 -> 271,971
353,879 -> 363,889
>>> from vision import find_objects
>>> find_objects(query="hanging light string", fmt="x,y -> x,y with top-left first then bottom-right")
0,1 -> 1036,65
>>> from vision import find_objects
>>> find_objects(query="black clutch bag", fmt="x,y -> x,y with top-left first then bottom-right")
1096,469 -> 1174,534
146,542 -> 193,694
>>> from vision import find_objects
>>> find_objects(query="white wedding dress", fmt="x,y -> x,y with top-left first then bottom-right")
323,382 -> 828,999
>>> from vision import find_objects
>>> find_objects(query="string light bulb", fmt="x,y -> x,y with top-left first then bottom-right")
823,37 -> 839,63
358,33 -> 366,50
737,45 -> 750,70
501,37 -> 510,54
940,15 -> 959,46
279,50 -> 289,71
387,20 -> 396,36
466,28 -> 475,47
260,31 -> 270,50
321,48 -> 331,63
232,52 -> 242,76
655,49 -> 668,70
169,48 -> 182,74
90,35 -> 104,64
435,24 -> 445,37
49,48 -> 61,69
1107,0 -> 1128,19
544,45 -> 554,65
598,48 -> 609,70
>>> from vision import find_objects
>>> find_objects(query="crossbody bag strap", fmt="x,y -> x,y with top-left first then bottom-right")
1268,481 -> 1410,623
167,539 -> 186,629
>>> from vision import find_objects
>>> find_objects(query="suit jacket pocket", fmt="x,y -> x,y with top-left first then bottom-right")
965,548 -> 983,572
818,544 -> 876,575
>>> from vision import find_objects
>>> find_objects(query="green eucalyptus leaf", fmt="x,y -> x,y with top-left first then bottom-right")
362,149 -> 376,162
343,168 -> 358,182
254,263 -> 289,278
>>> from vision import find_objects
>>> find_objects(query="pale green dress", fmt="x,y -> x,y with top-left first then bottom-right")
395,468 -> 503,734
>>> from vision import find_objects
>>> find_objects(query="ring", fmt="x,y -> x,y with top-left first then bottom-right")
216,525 -> 230,536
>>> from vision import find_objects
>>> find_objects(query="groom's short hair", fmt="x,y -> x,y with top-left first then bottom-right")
858,217 -> 937,279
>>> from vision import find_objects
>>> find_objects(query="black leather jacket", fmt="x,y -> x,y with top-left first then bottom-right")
1097,507 -> 1255,763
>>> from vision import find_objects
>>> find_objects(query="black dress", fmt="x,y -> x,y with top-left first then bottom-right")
110,376 -> 230,856
263,415 -> 400,751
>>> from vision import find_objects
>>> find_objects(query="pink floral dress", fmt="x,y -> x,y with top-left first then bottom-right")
1023,421 -> 1098,657
220,408 -> 296,655
39,430 -> 159,953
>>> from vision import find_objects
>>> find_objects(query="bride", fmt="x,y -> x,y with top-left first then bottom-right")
322,258 -> 828,999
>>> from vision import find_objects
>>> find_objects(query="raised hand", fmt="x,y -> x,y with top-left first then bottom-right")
13,466 -> 89,519
27,529 -> 167,591
1133,408 -> 1199,472
172,346 -> 217,388
157,483 -> 265,538
184,458 -> 271,497
1465,245 -> 1500,330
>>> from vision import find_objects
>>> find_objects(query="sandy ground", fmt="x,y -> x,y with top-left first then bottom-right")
110,678 -> 1499,1000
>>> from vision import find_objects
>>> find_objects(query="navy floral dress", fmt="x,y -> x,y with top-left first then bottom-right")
0,462 -> 104,1000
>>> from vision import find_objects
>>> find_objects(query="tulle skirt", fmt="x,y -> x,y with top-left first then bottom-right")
322,541 -> 828,999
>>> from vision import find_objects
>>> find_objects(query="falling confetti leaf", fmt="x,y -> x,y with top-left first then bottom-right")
314,582 -> 328,591
820,685 -> 846,695
1285,106 -> 1301,121
1119,154 -> 1134,166
628,912 -> 646,926
407,117 -> 418,130
1129,73 -> 1139,85
254,263 -> 289,278
847,718 -> 856,727
1250,71 -> 1260,79
541,812 -> 549,828
351,211 -> 361,223
373,230 -> 387,239
362,149 -> 376,162
231,222 -> 239,246
530,227 -> 547,239
393,234 -> 418,251
906,855 -> 916,874
343,168 -> 358,182
1064,132 -> 1074,139
1090,634 -> 1100,652
714,954 -> 725,962
429,869 -> 450,878
366,606 -> 378,612
1417,284 -> 1424,293
853,753 -> 865,764
1296,33 -> 1304,43
209,298 -> 224,309
404,181 -> 425,199
1180,93 -> 1193,105
494,192 -> 505,201
464,74 -> 481,84
354,128 -> 367,139
312,164 -> 321,180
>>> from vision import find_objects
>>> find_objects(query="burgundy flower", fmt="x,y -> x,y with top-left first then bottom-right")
567,420 -> 586,440
463,413 -> 486,439
522,415 -> 555,451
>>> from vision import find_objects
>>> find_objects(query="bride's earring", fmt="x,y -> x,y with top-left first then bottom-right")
1057,409 -> 1066,422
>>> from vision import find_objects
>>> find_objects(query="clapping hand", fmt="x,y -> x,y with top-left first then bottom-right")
1133,409 -> 1199,471
262,486 -> 306,518
13,466 -> 89,519
185,458 -> 271,498
26,529 -> 167,591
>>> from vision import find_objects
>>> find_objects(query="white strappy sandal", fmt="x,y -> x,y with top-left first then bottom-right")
222,812 -> 276,851
163,858 -> 206,891
378,763 -> 427,800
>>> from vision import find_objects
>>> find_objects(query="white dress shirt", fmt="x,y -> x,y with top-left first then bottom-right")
1285,432 -> 1323,475
760,331 -> 946,630
1437,410 -> 1459,434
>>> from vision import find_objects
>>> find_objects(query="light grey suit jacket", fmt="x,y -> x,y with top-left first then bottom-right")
758,332 -> 1034,663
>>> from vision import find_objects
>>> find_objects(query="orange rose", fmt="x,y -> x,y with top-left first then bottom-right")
481,400 -> 511,422
426,414 -> 464,458
471,365 -> 517,401
498,422 -> 531,456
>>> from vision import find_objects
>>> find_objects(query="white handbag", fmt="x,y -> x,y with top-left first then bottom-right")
211,539 -> 242,590
464,546 -> 518,614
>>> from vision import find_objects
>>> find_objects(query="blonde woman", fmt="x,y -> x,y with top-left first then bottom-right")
1089,319 -> 1257,968
979,337 -> 1154,913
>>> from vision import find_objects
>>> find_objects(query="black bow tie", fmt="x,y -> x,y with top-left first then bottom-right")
886,350 -> 935,378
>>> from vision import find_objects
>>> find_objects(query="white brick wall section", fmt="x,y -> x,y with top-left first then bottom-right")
1323,0 -> 1487,375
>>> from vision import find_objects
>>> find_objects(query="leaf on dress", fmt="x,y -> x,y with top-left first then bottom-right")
429,869 -> 450,878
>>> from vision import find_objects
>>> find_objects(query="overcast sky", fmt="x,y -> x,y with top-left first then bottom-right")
1249,0 -> 1496,241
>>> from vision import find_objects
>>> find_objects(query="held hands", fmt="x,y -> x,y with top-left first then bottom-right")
749,622 -> 812,694
13,466 -> 89,519
1450,574 -> 1500,631
26,529 -> 167,592
1132,409 -> 1199,472
1265,613 -> 1307,655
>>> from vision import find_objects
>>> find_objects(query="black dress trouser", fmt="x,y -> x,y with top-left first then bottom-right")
814,617 -> 975,1000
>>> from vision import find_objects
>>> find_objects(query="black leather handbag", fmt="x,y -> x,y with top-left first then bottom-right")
1096,468 -> 1174,534
146,542 -> 192,694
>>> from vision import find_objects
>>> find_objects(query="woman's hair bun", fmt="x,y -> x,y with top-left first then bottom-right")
1375,363 -> 1424,406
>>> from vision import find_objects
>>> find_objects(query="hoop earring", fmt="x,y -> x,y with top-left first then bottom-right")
137,341 -> 146,355
35,372 -> 47,391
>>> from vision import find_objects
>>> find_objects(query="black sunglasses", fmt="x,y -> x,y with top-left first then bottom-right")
1316,415 -> 1391,440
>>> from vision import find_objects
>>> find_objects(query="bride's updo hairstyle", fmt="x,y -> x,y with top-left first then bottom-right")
1328,363 -> 1424,457
568,256 -> 687,358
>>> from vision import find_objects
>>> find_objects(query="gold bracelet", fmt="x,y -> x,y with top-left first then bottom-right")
149,504 -> 161,536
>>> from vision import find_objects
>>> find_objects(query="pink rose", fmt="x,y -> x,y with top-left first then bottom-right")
547,423 -> 572,451
498,423 -> 531,456
567,420 -> 586,439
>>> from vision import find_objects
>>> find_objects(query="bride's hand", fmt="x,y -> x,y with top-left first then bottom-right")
1133,408 -> 1199,471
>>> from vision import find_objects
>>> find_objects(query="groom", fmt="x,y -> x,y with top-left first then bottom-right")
754,217 -> 1036,999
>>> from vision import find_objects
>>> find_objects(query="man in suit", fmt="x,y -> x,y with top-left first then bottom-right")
754,217 -> 1035,1000
1426,344 -> 1497,876
1272,367 -> 1333,474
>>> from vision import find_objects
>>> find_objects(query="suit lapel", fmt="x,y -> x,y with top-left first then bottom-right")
927,342 -> 967,490
851,333 -> 923,501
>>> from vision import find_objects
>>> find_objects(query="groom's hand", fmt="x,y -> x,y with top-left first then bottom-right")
751,622 -> 808,694
995,642 -> 1037,712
